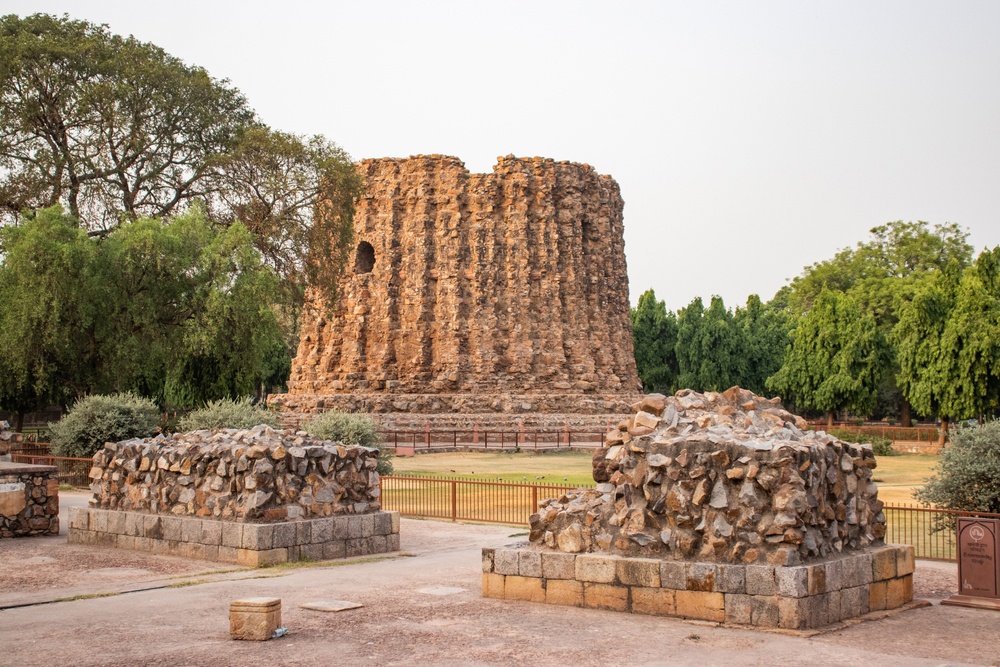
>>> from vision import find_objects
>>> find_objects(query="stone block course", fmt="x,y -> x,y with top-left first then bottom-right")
68,507 -> 399,566
481,544 -> 914,630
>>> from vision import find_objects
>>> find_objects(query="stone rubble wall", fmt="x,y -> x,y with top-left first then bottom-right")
529,388 -> 886,565
275,154 -> 640,413
0,420 -> 21,458
0,462 -> 59,537
88,425 -> 381,522
482,543 -> 916,630
271,392 -> 635,417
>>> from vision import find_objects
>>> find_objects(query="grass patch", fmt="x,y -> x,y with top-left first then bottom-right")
257,554 -> 398,572
54,591 -> 121,603
392,450 -> 595,486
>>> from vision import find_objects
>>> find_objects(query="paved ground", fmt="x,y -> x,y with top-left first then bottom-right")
0,492 -> 996,667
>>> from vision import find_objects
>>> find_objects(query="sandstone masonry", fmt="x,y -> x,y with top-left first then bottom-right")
271,155 -> 640,416
0,461 -> 59,537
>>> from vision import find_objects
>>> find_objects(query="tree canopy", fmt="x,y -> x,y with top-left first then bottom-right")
0,13 -> 361,307
630,288 -> 678,394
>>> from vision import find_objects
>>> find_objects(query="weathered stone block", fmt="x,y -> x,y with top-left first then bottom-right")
218,545 -> 239,563
482,548 -> 495,573
576,555 -> 617,583
776,566 -> 808,598
541,552 -> 576,580
161,517 -> 182,542
374,512 -> 392,536
843,552 -> 872,588
725,594 -> 753,625
230,597 -> 281,641
717,564 -> 745,593
361,513 -> 376,538
872,547 -> 897,581
749,595 -> 780,627
745,565 -> 775,596
242,524 -> 274,551
221,522 -> 244,549
632,587 -> 676,616
583,583 -> 628,611
272,522 -> 296,549
311,518 -> 333,543
494,548 -> 520,576
296,520 -> 312,545
886,574 -> 913,609
519,550 -> 542,578
687,562 -> 717,591
806,562 -> 827,595
346,515 -> 363,539
386,533 -> 401,551
777,596 -> 805,629
895,545 -> 915,577
300,543 -> 324,561
482,573 -> 505,599
869,580 -> 887,611
506,576 -> 545,603
545,579 -> 584,607
841,585 -> 868,618
660,560 -> 688,590
675,590 -> 725,622
617,558 -> 660,588
107,511 -> 126,535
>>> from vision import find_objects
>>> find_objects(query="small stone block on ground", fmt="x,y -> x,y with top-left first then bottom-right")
300,600 -> 364,613
230,597 -> 281,641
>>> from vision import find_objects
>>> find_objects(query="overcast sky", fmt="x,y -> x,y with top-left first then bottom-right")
8,1 -> 1000,311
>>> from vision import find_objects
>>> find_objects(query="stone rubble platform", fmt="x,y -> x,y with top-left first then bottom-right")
482,543 -> 915,630
69,507 -> 399,567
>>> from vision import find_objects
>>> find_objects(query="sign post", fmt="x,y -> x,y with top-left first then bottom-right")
942,517 -> 1000,611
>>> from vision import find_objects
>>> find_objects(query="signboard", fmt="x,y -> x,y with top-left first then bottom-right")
943,517 -> 1000,611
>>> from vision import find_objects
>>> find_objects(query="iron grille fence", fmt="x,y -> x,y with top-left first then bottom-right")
883,504 -> 1000,561
379,429 -> 608,452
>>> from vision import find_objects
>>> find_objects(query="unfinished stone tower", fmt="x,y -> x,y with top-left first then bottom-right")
271,155 -> 640,418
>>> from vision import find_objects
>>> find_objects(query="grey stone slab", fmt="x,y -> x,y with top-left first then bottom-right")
221,522 -> 244,549
745,565 -> 775,596
301,600 -> 364,613
493,548 -> 519,575
181,518 -> 203,544
519,550 -> 543,578
776,566 -> 808,598
660,560 -> 688,590
201,520 -> 223,546
373,511 -> 391,536
541,552 -> 576,580
361,513 -> 376,537
347,515 -> 363,539
311,518 -> 333,544
272,522 -> 297,548
717,564 -> 746,593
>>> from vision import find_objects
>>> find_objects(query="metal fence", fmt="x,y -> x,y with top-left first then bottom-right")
8,442 -> 92,487
379,475 -> 587,524
884,504 -> 1000,561
379,429 -> 608,452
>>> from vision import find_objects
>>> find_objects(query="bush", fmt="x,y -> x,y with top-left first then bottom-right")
49,392 -> 159,458
829,428 -> 897,456
917,421 -> 1000,513
303,411 -> 392,475
177,398 -> 280,431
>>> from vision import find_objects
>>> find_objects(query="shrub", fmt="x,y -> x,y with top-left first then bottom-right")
177,398 -> 280,431
49,393 -> 159,458
829,428 -> 897,457
303,411 -> 392,475
917,421 -> 1000,513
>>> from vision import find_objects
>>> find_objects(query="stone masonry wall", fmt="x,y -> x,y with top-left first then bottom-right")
88,426 -> 381,522
530,388 -> 886,566
0,462 -> 59,537
273,154 -> 640,415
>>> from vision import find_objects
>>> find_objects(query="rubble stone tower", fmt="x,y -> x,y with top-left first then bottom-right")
274,154 -> 640,416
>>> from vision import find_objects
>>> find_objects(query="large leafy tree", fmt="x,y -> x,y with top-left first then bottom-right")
0,13 -> 361,309
767,288 -> 890,427
630,288 -> 678,394
676,295 -> 743,392
732,294 -> 792,396
0,205 -> 287,414
895,250 -> 1000,442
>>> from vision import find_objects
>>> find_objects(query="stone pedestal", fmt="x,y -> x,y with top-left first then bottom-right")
0,461 -> 59,537
482,544 -> 916,629
230,598 -> 281,640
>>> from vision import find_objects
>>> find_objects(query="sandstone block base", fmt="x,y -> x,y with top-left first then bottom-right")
68,508 -> 400,565
230,598 -> 281,640
482,544 -> 915,630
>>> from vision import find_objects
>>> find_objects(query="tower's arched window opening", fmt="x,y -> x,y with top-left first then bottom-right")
354,241 -> 375,274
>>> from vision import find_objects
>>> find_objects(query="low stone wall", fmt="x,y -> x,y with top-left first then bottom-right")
0,462 -> 59,537
270,392 -> 637,416
69,507 -> 399,566
88,426 -> 381,521
482,543 -> 914,630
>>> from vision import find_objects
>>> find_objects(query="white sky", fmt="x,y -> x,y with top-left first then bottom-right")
6,1 -> 1000,311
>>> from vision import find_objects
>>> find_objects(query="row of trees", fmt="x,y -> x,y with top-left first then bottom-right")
0,14 -> 361,427
633,221 -> 1000,436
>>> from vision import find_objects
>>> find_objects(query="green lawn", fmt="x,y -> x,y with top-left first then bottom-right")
390,449 -> 939,505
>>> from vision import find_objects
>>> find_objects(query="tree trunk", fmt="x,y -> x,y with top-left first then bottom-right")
15,411 -> 24,433
900,398 -> 911,428
827,411 -> 835,430
938,418 -> 949,447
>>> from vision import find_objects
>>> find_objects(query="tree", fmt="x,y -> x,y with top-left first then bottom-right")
630,289 -> 678,394
0,206 -> 97,424
916,421 -> 1000,514
732,294 -> 792,396
767,289 -> 890,427
0,205 -> 289,414
0,13 -> 361,310
676,296 -> 742,392
895,250 -> 1000,442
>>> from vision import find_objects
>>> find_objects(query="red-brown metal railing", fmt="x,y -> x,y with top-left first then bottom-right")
883,504 -> 1000,561
379,475 -> 590,525
379,429 -> 608,452
9,449 -> 92,487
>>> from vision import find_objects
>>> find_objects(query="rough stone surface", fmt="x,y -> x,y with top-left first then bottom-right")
87,426 -> 380,521
0,420 -> 20,458
271,155 -> 640,416
230,598 -> 281,641
530,387 -> 886,564
0,462 -> 59,537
